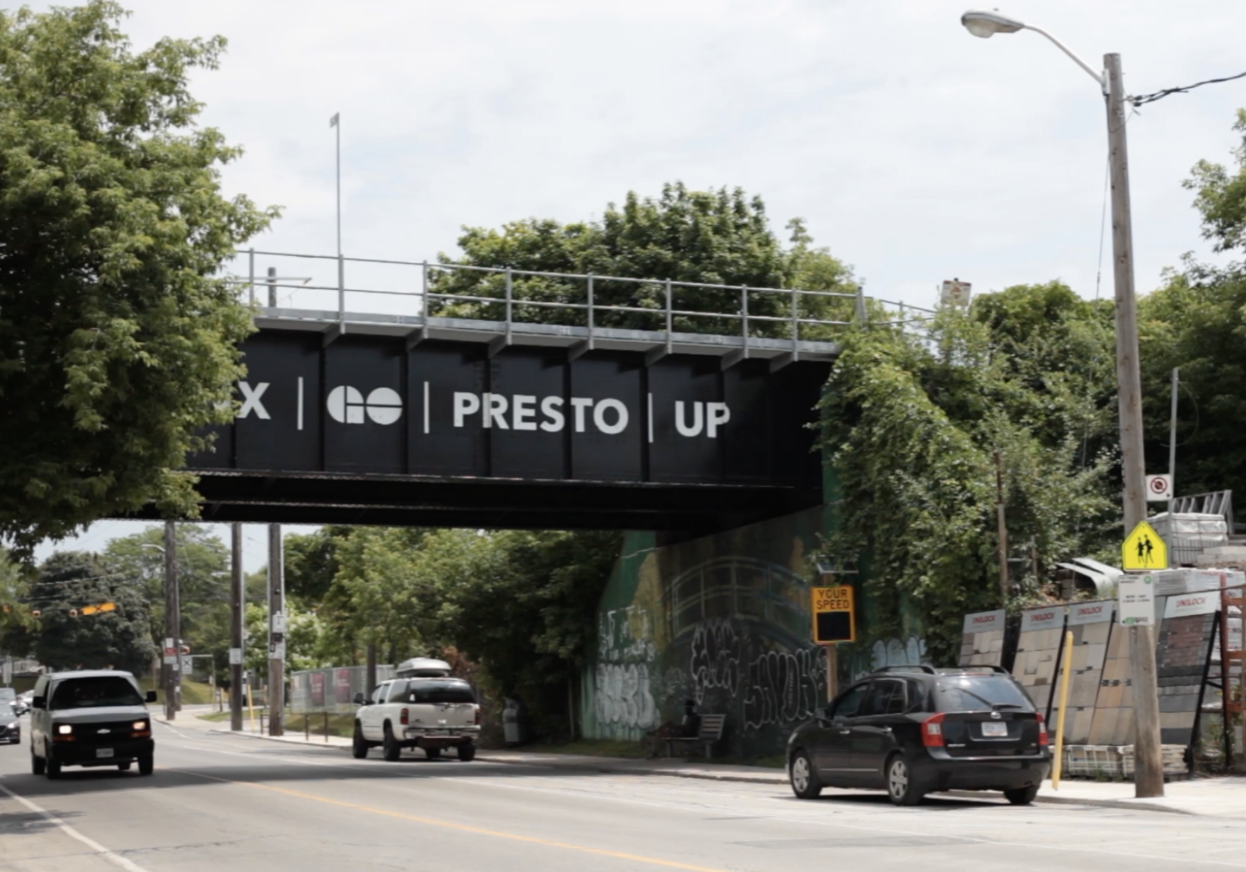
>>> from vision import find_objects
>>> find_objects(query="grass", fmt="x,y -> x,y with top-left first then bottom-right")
137,677 -> 217,706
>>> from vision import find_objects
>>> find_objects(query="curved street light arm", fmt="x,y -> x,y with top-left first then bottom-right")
1022,24 -> 1105,89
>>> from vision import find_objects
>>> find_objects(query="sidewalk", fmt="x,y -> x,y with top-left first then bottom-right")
182,716 -> 1246,817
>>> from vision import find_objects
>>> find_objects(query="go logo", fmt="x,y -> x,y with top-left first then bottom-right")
326,386 -> 403,425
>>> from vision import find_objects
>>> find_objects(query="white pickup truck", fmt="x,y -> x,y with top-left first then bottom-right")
352,663 -> 480,762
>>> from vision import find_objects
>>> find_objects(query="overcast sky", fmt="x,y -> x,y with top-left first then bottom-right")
32,0 -> 1246,569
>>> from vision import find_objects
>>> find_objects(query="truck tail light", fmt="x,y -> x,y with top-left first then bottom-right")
921,713 -> 945,747
400,708 -> 409,726
475,706 -> 481,726
1036,713 -> 1049,747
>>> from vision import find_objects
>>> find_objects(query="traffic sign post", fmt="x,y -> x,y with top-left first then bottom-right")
1146,474 -> 1172,502
811,585 -> 856,704
1122,520 -> 1168,572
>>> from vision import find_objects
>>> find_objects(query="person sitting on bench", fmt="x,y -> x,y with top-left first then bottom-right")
645,699 -> 701,758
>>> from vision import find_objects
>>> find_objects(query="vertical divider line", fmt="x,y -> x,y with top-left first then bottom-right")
297,377 -> 304,431
423,381 -> 430,435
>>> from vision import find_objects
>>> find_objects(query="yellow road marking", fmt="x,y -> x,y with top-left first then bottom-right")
170,768 -> 731,872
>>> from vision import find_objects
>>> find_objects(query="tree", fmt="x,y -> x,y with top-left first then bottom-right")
1130,110 -> 1246,499
100,525 -> 230,665
429,182 -> 858,337
818,285 -> 1119,662
25,551 -> 156,673
0,2 -> 277,558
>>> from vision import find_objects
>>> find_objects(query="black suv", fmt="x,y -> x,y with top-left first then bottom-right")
787,666 -> 1050,806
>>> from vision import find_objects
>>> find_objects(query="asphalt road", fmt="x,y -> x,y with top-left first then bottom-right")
2,715 -> 1245,872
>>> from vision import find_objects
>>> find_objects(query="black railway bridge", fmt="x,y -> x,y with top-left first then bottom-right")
135,251 -> 902,536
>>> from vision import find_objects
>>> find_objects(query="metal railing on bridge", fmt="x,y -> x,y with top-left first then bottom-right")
230,249 -> 934,368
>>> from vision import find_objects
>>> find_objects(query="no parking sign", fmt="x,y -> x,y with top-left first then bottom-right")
1146,474 -> 1172,501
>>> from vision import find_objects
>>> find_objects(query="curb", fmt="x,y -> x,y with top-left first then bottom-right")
205,727 -> 786,785
200,728 -> 1195,811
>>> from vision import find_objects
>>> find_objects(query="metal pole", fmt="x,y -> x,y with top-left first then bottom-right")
1052,629 -> 1075,789
335,114 -> 342,259
248,248 -> 255,306
267,523 -> 284,737
1168,368 -> 1179,516
365,643 -> 377,697
741,285 -> 749,357
1105,51 -> 1163,799
586,273 -> 594,341
230,522 -> 244,732
995,451 -> 1009,604
163,522 -> 178,720
338,254 -> 345,333
267,266 -> 277,308
665,278 -> 673,356
505,268 -> 513,346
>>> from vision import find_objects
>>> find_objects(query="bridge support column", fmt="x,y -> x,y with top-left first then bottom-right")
268,523 -> 285,736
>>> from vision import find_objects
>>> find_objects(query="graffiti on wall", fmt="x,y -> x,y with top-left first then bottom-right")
594,605 -> 658,729
742,646 -> 827,731
690,618 -> 741,702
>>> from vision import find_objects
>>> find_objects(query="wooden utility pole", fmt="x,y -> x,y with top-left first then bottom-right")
230,522 -> 244,732
994,452 -> 1009,604
1105,52 -> 1163,798
163,522 -> 178,721
267,523 -> 285,736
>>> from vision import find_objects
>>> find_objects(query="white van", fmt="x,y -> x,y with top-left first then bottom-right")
29,670 -> 157,778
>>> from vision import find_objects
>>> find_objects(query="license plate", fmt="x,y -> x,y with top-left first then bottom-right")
981,722 -> 1008,738
96,748 -> 114,759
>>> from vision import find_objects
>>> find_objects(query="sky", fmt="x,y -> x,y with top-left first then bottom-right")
29,0 -> 1246,570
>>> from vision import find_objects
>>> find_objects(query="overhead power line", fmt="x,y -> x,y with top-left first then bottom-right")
1132,70 -> 1246,108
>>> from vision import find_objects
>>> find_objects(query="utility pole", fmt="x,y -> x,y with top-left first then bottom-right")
994,451 -> 1009,604
268,523 -> 285,736
365,643 -> 377,698
162,522 -> 178,721
1105,52 -> 1163,798
1168,368 -> 1179,516
230,522 -> 244,732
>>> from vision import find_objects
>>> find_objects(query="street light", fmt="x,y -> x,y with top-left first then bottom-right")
960,9 -> 1164,799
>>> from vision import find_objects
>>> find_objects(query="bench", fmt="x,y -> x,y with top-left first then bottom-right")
664,714 -> 727,759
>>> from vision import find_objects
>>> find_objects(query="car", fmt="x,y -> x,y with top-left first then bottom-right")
28,670 -> 159,778
0,711 -> 18,745
352,660 -> 480,762
787,665 -> 1051,806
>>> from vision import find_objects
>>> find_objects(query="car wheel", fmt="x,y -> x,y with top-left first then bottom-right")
457,743 -> 476,762
382,725 -> 402,762
138,753 -> 154,776
117,762 -> 132,772
789,749 -> 823,799
352,723 -> 369,759
886,754 -> 922,806
31,750 -> 45,775
425,746 -> 441,760
46,759 -> 61,780
1004,784 -> 1040,806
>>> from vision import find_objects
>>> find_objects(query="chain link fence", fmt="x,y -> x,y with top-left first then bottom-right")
289,665 -> 395,715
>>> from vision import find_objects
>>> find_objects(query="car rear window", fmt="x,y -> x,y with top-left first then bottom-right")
50,677 -> 144,709
409,680 -> 475,704
936,675 -> 1033,713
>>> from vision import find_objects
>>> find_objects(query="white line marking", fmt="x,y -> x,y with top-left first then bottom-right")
297,377 -> 305,431
647,392 -> 653,444
423,381 -> 430,434
0,781 -> 152,872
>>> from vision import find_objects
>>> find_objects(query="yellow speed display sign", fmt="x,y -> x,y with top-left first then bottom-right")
811,585 -> 856,644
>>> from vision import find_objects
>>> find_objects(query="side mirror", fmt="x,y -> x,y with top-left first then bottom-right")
31,696 -> 45,710
353,692 -> 367,706
146,690 -> 159,703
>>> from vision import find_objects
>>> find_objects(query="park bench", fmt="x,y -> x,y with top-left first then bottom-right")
664,713 -> 727,759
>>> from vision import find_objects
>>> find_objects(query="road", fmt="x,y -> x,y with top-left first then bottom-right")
2,714 -> 1245,872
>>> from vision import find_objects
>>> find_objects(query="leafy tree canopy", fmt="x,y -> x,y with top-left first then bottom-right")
20,551 -> 156,673
430,182 -> 858,336
0,2 -> 276,558
819,284 -> 1119,662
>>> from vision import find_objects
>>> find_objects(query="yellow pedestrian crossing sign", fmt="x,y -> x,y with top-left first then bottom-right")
1122,520 -> 1168,571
